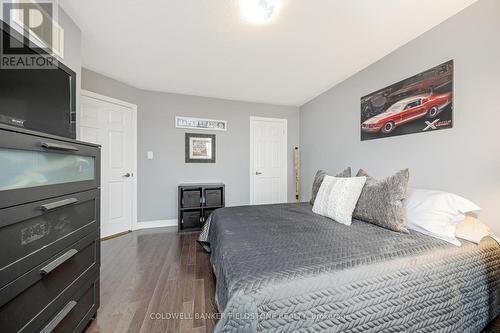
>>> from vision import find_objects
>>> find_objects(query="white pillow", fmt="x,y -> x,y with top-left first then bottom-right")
312,175 -> 366,225
409,222 -> 462,246
405,188 -> 480,246
455,216 -> 493,244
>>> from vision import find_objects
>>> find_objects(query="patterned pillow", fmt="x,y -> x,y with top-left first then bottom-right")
310,167 -> 351,205
353,169 -> 410,233
312,175 -> 366,225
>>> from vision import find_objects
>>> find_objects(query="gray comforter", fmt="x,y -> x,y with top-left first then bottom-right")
198,203 -> 500,332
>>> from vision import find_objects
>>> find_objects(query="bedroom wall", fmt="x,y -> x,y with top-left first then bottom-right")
82,68 -> 300,223
299,0 -> 500,234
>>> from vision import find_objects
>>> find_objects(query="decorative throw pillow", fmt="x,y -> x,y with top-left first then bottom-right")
455,215 -> 493,244
310,167 -> 351,205
312,175 -> 366,225
353,169 -> 410,233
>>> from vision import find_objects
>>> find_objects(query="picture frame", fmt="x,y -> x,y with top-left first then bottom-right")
185,133 -> 216,163
360,60 -> 453,141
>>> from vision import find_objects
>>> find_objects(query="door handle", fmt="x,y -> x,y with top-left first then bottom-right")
123,173 -> 131,178
255,172 -> 262,175
40,198 -> 79,212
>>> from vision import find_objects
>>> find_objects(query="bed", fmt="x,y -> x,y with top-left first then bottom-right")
198,203 -> 500,333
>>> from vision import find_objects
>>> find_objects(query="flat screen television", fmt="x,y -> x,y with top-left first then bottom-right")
0,22 -> 76,139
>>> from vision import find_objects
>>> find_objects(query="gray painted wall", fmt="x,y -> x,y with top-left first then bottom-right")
300,0 -> 500,234
81,68 -> 140,105
82,69 -> 300,222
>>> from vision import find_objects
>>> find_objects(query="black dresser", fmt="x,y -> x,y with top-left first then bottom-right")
0,125 -> 100,333
178,183 -> 225,231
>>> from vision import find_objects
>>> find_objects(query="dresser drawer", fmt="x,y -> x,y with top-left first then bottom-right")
41,278 -> 99,333
0,231 -> 99,333
0,129 -> 100,209
0,189 -> 99,288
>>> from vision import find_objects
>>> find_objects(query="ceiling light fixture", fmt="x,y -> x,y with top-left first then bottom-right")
240,0 -> 281,24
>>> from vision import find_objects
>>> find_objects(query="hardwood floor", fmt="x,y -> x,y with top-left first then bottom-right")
84,227 -> 217,333
85,227 -> 499,333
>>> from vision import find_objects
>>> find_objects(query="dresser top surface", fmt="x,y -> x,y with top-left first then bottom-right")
179,183 -> 225,188
0,124 -> 101,148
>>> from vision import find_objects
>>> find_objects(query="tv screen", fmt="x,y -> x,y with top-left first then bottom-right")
0,24 -> 76,139
0,66 -> 75,138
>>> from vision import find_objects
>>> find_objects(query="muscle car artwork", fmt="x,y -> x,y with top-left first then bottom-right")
361,60 -> 453,141
362,92 -> 452,134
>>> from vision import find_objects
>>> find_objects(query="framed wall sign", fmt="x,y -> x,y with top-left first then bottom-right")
176,116 -> 227,131
185,133 -> 216,163
360,60 -> 453,141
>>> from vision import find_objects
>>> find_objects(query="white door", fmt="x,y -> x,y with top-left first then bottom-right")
79,92 -> 136,238
250,117 -> 287,205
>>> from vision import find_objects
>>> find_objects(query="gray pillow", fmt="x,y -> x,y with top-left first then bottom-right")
353,169 -> 410,233
310,167 -> 351,205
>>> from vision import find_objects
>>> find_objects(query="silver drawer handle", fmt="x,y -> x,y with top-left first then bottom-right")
40,249 -> 78,275
40,198 -> 79,212
39,300 -> 77,333
40,142 -> 79,151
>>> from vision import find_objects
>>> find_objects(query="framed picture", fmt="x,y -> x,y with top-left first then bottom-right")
361,60 -> 453,141
185,133 -> 216,163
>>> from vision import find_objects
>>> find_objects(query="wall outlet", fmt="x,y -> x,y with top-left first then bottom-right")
147,151 -> 154,159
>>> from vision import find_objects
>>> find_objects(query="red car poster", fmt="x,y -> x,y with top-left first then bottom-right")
361,60 -> 453,141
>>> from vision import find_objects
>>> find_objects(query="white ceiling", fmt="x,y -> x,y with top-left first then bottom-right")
60,0 -> 478,106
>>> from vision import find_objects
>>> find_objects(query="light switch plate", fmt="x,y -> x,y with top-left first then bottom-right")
147,151 -> 154,159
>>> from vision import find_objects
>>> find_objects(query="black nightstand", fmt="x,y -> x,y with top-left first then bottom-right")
178,183 -> 225,231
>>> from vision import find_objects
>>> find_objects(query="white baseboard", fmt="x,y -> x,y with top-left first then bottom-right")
134,219 -> 177,230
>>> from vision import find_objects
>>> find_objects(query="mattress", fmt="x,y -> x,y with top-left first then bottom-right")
198,203 -> 500,333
